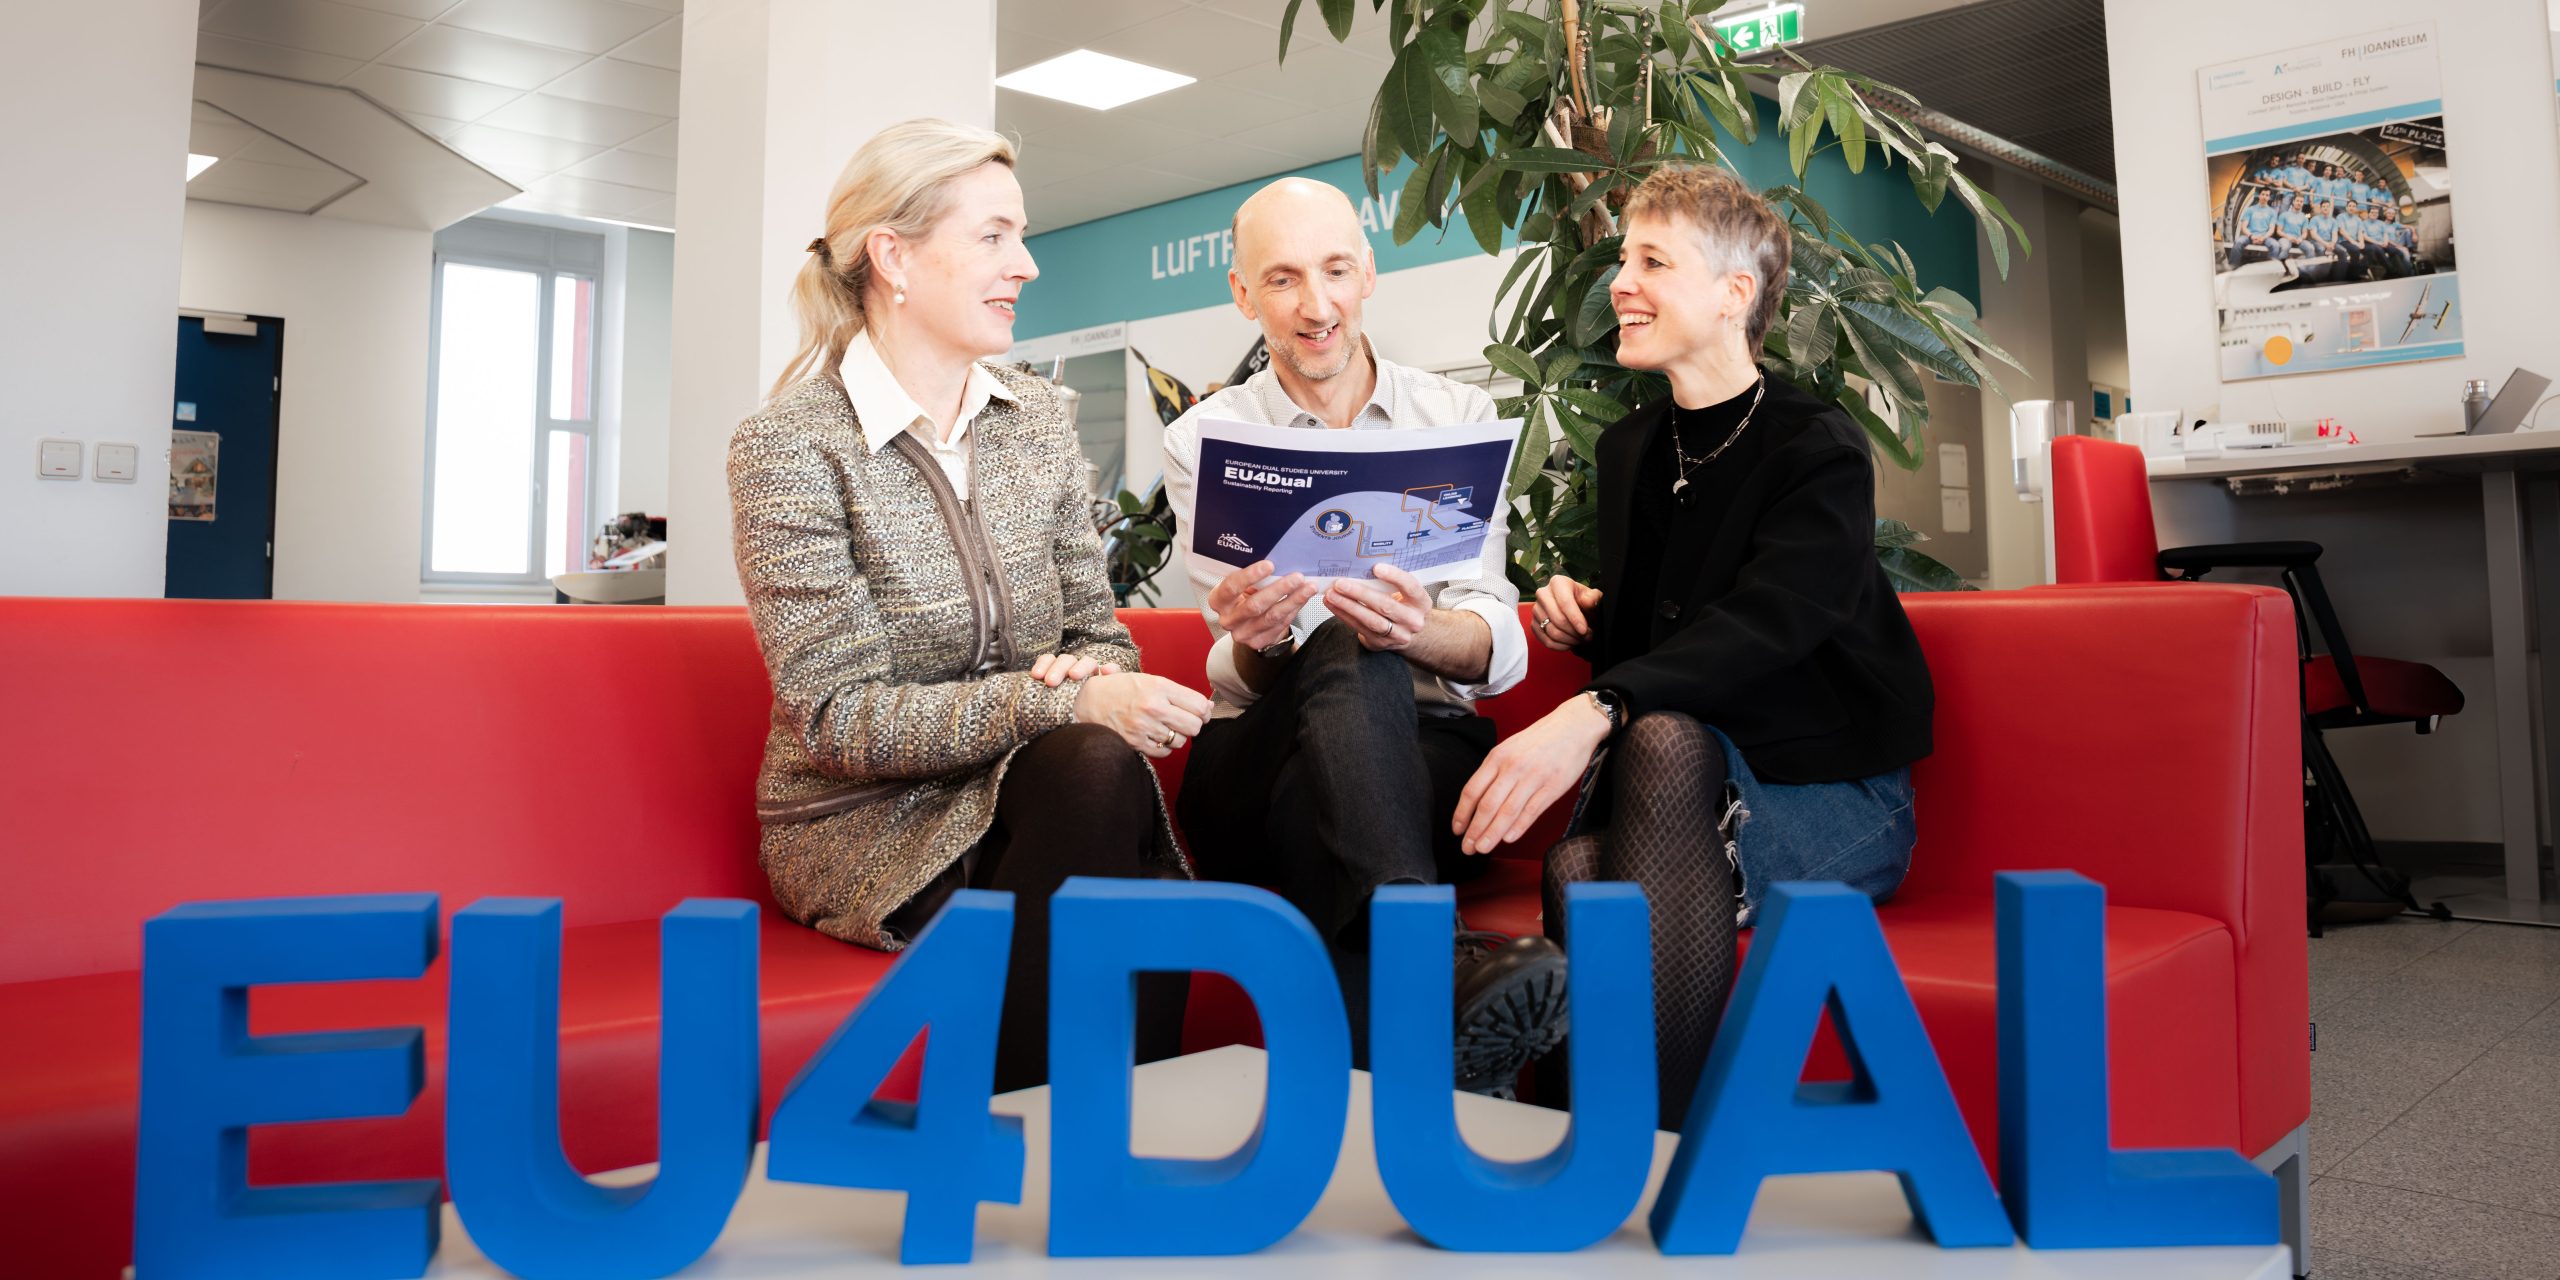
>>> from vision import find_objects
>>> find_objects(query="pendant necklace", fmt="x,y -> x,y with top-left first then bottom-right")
1670,375 -> 1765,498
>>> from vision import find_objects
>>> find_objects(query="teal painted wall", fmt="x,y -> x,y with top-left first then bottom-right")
1013,97 -> 1982,341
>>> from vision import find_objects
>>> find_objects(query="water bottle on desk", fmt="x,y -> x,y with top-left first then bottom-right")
2462,379 -> 2491,432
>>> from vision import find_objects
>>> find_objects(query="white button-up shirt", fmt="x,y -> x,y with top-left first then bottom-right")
836,329 -> 1018,501
837,329 -> 1019,673
1161,342 -> 1530,718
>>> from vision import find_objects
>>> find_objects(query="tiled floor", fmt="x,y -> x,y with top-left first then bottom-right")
2304,914 -> 2560,1278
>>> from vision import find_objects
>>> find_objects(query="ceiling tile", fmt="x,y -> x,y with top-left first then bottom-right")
479,92 -> 666,146
201,0 -> 420,61
1008,135 -> 1115,193
1222,100 -> 1364,162
1190,0 -> 1386,32
335,0 -> 465,18
997,27 -> 1071,75
506,173 -> 666,216
1215,37 -> 1390,105
440,0 -> 669,55
379,24 -> 588,89
1086,4 -> 1291,80
612,20 -> 679,70
995,88 -> 1109,140
481,162 -> 551,189
620,120 -> 679,157
564,147 -> 677,190
191,157 -> 359,208
1019,111 -> 1216,160
193,31 -> 364,82
187,112 -> 267,157
1112,77 -> 1317,136
233,134 -> 341,169
1002,0 -> 1190,47
397,110 -> 470,138
542,57 -> 679,115
345,62 -> 524,120
620,195 -> 677,228
447,120 -> 607,170
1125,141 -> 1303,192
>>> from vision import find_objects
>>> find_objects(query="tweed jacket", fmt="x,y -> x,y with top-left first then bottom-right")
729,362 -> 1185,951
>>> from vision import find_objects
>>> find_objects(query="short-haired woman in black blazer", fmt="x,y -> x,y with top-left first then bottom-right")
1449,164 -> 1934,1131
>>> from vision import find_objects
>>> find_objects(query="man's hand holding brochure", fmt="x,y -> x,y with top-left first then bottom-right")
1183,416 -> 1525,586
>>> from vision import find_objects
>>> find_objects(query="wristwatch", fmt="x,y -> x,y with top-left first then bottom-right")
1583,688 -> 1624,735
1255,632 -> 1298,661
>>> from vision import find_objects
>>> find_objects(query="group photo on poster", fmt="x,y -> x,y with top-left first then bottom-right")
2199,23 -> 2463,380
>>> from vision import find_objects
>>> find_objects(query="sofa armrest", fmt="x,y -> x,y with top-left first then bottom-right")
1897,585 -> 2308,1151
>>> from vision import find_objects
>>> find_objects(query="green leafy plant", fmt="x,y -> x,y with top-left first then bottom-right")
1280,0 -> 2025,591
1095,490 -> 1176,605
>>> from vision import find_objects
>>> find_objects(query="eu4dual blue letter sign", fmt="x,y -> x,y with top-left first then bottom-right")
131,872 -> 2279,1275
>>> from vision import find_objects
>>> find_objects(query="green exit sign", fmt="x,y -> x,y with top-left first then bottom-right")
1711,3 -> 1806,55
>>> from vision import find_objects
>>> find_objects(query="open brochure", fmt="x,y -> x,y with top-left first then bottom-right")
1186,416 -> 1523,586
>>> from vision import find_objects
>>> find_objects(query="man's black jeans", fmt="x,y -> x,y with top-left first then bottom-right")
1176,619 -> 1495,1064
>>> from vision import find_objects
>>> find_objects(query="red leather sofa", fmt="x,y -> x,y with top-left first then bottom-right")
0,586 -> 2308,1277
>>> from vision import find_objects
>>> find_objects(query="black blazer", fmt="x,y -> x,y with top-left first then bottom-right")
1583,373 -> 1933,783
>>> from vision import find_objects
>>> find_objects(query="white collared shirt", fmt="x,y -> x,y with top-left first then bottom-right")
1161,340 -> 1530,718
836,329 -> 1018,501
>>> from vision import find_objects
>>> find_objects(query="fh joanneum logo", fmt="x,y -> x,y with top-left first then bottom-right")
1216,532 -> 1255,554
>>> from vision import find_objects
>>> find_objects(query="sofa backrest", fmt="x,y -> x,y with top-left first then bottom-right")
1,585 -> 2293,986
2,600 -> 776,983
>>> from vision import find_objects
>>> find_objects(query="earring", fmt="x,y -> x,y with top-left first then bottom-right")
893,287 -> 907,305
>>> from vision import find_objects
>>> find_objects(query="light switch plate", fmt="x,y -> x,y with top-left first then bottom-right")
39,439 -> 81,479
96,443 -> 139,482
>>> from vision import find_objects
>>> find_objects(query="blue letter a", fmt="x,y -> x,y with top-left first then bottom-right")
1650,882 -> 2012,1253
1997,871 -> 2278,1247
446,899 -> 758,1279
1047,879 -> 1349,1256
1369,882 -> 1656,1251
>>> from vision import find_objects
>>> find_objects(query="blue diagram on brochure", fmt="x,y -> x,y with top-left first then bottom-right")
1269,486 -> 1490,578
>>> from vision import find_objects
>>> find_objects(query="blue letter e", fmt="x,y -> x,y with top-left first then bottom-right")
1047,879 -> 1349,1257
134,894 -> 444,1280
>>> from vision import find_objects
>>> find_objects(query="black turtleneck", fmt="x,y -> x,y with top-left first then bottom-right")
1606,375 -> 1764,677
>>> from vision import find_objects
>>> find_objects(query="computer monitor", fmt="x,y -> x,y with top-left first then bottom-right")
2473,368 -> 2552,435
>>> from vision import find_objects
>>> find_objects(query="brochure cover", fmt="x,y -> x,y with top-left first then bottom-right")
1186,417 -> 1522,585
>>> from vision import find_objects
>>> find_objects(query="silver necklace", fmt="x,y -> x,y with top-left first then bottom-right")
1670,376 -> 1764,497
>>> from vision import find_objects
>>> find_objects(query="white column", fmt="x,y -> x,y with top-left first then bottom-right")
0,0 -> 195,597
1972,170 -> 2089,589
665,0 -> 998,605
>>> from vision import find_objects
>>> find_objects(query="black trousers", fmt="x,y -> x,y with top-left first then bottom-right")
885,723 -> 1190,1093
1177,620 -> 1495,1064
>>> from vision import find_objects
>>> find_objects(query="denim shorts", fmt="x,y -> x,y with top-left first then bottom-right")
1713,728 -> 1916,927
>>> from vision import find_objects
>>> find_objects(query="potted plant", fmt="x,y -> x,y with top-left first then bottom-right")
1280,0 -> 2028,591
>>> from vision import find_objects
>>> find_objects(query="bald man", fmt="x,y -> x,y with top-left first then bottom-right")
1160,178 -> 1561,1096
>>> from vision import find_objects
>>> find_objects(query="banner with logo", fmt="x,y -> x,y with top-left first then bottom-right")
2197,23 -> 2461,379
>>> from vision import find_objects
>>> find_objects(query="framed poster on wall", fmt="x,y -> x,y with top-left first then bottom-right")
2198,23 -> 2461,380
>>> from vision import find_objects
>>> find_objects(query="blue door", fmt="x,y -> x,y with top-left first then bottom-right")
166,316 -> 283,599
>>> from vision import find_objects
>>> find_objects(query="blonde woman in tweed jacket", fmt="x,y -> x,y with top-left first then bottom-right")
730,119 -> 1210,1090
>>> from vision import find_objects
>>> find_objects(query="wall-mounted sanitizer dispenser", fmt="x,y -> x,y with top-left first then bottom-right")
2009,399 -> 2075,502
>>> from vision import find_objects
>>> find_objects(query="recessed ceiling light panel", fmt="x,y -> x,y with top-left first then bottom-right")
186,153 -> 218,181
995,50 -> 1195,111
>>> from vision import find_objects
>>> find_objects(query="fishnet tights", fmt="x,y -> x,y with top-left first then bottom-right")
1542,711 -> 1736,1132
